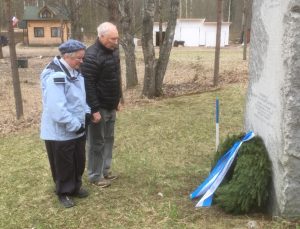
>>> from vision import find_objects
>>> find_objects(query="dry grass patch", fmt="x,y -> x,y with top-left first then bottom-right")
0,45 -> 298,228
0,85 -> 299,228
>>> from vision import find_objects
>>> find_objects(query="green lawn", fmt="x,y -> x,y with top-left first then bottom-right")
0,84 -> 297,228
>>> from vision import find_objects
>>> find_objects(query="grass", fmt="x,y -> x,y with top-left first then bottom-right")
1,83 -> 299,228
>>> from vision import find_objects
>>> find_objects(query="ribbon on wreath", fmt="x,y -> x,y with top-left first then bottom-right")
190,131 -> 255,207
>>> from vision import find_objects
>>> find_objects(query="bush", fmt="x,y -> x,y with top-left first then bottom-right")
212,134 -> 272,214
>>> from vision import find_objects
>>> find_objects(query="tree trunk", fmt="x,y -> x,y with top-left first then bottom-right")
5,0 -> 23,119
185,0 -> 188,18
118,0 -> 138,88
156,0 -> 163,49
0,21 -> 2,59
213,0 -> 223,87
190,0 -> 193,18
155,0 -> 179,96
179,0 -> 182,18
142,0 -> 179,98
60,19 -> 65,43
0,45 -> 3,59
239,0 -> 246,44
141,0 -> 156,98
242,0 -> 248,60
68,0 -> 83,40
108,0 -> 120,26
227,0 -> 232,22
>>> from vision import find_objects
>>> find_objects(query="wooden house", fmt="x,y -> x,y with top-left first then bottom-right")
21,5 -> 70,46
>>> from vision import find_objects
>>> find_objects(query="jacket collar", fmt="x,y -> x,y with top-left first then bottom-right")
54,56 -> 79,81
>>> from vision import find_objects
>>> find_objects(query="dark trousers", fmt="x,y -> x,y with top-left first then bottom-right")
45,135 -> 86,196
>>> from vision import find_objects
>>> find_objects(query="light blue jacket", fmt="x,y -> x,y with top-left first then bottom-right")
40,56 -> 90,141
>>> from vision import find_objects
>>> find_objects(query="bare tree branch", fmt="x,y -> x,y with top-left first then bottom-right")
94,0 -> 108,8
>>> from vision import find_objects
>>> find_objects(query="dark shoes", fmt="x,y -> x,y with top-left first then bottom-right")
74,188 -> 89,198
58,195 -> 75,208
58,188 -> 89,208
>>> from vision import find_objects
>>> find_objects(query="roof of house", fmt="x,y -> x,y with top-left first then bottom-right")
177,18 -> 206,23
154,18 -> 231,26
23,5 -> 69,20
154,22 -> 168,27
154,18 -> 206,27
204,21 -> 231,25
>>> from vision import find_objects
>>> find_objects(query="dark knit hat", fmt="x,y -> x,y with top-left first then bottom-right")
58,39 -> 86,54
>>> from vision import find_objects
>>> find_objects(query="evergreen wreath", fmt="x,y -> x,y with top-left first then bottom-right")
212,133 -> 272,214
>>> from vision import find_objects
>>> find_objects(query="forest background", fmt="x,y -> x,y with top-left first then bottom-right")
0,0 -> 249,42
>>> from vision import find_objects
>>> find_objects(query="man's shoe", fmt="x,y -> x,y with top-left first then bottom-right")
91,178 -> 111,188
104,172 -> 118,181
74,188 -> 89,198
58,195 -> 75,208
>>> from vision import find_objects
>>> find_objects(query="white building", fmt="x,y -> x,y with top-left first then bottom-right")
153,18 -> 231,47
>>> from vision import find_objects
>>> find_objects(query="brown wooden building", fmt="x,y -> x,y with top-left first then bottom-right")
21,5 -> 70,46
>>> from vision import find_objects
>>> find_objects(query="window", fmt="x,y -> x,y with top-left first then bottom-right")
51,27 -> 61,37
34,27 -> 44,37
41,10 -> 51,18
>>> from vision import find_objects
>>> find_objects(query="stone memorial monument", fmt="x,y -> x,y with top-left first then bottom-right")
245,0 -> 300,217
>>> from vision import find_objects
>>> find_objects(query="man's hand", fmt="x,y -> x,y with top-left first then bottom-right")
91,111 -> 101,123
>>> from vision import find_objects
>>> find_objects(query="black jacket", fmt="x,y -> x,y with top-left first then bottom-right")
81,39 -> 121,112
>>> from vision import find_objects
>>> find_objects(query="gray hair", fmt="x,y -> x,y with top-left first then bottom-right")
97,22 -> 116,37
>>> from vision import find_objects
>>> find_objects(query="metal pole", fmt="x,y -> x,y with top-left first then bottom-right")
216,98 -> 220,151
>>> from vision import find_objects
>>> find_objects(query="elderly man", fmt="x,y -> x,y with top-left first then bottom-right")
81,22 -> 122,188
40,39 -> 90,208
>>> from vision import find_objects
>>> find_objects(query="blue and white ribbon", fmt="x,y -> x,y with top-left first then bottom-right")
190,131 -> 255,207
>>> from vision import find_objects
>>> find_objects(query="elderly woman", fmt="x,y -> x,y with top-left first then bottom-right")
40,39 -> 90,208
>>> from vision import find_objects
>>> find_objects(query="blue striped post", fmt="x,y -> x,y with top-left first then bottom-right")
216,98 -> 219,151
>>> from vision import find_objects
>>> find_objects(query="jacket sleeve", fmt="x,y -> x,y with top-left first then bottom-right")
81,53 -> 101,113
46,73 -> 81,132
